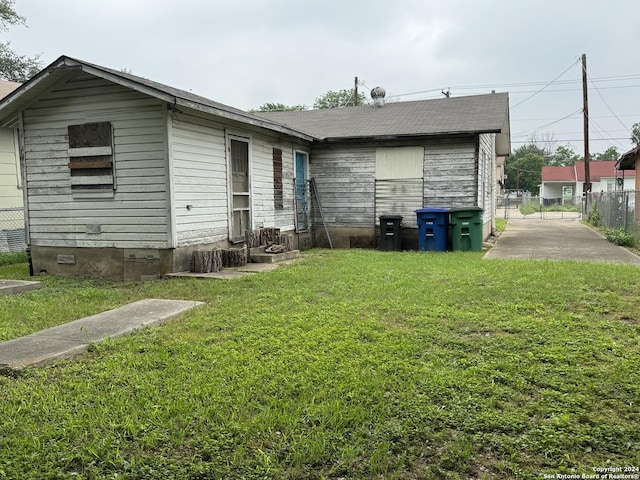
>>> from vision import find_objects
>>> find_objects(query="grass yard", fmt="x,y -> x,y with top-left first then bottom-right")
1,250 -> 640,479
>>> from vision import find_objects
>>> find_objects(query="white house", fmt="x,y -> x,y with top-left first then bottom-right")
540,161 -> 635,203
0,56 -> 510,279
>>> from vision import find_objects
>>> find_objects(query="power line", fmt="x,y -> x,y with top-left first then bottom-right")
511,58 -> 579,109
588,72 -> 631,134
512,137 -> 630,144
512,109 -> 582,136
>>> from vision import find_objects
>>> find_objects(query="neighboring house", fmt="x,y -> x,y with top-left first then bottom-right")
0,79 -> 24,252
0,79 -> 22,209
258,92 -> 510,247
616,145 -> 640,220
541,161 -> 635,203
0,55 -> 510,280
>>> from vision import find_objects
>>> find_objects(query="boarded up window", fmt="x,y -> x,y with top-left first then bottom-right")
67,122 -> 114,197
375,147 -> 423,179
273,147 -> 283,210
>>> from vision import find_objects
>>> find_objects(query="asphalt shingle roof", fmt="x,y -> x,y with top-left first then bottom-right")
256,93 -> 509,140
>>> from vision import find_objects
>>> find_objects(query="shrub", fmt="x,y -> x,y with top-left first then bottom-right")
605,227 -> 636,248
0,251 -> 27,266
586,202 -> 601,227
519,202 -> 540,216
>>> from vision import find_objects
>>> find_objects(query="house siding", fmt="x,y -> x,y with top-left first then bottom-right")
170,112 -> 228,246
422,137 -> 478,208
310,145 -> 376,228
251,134 -> 301,232
169,110 -> 305,246
310,136 -> 492,248
0,128 -> 21,208
22,73 -> 170,250
478,133 -> 495,237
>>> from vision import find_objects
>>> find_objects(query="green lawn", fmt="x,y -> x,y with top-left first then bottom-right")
1,250 -> 640,479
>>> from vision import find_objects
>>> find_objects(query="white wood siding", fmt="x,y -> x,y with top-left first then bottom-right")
478,133 -> 496,236
169,112 -> 228,246
310,138 -> 482,230
23,73 -> 170,248
423,138 -> 478,208
309,146 -> 376,227
250,133 -> 300,232
0,128 -> 21,208
169,111 -> 304,244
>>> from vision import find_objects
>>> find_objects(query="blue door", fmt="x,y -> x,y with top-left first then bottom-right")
295,151 -> 309,231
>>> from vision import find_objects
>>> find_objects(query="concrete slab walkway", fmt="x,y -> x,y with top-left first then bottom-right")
0,279 -> 41,296
0,298 -> 204,369
484,218 -> 640,265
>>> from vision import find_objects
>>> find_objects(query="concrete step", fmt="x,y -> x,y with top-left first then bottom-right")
250,249 -> 300,264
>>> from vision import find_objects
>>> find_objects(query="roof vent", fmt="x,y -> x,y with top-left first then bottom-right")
371,87 -> 386,107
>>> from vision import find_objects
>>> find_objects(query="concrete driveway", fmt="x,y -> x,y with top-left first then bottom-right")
484,218 -> 640,265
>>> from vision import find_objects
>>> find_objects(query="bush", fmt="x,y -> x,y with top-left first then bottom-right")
0,251 -> 27,266
586,202 -> 601,227
519,202 -> 540,216
605,227 -> 636,248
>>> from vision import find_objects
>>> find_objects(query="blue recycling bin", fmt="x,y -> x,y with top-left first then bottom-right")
415,207 -> 449,251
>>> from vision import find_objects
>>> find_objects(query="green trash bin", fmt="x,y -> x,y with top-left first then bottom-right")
449,207 -> 483,252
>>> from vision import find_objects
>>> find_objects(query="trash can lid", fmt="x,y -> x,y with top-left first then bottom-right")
415,207 -> 448,213
379,215 -> 403,220
448,206 -> 483,212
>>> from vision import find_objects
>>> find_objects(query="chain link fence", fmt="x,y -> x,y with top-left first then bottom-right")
497,194 -> 582,220
0,207 -> 26,252
587,191 -> 640,241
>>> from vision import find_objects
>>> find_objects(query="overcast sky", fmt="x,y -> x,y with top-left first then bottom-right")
7,0 -> 640,156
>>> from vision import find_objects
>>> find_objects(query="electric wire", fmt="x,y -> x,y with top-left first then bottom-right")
510,58 -> 581,108
588,71 -> 632,135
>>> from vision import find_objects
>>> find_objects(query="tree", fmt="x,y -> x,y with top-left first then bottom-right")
0,0 -> 41,82
549,145 -> 579,166
593,147 -> 619,161
313,88 -> 367,109
631,122 -> 640,146
504,143 -> 546,194
250,102 -> 306,113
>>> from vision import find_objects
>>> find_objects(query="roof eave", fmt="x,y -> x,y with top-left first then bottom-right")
69,58 -> 316,142
0,55 -> 316,142
317,129 -> 500,144
617,145 -> 640,170
174,98 -> 316,142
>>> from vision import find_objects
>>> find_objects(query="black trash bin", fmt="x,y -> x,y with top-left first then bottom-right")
379,215 -> 403,251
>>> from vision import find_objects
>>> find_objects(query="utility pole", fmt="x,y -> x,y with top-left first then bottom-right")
582,54 -> 591,195
354,76 -> 358,106
516,169 -> 520,208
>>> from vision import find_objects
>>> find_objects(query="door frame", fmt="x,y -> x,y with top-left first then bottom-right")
294,150 -> 309,232
226,132 -> 252,243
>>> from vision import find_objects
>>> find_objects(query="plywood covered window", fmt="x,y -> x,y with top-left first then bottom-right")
273,147 -> 284,210
67,122 -> 114,197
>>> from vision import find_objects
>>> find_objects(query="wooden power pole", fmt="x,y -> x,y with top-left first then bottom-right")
582,54 -> 591,194
354,76 -> 358,106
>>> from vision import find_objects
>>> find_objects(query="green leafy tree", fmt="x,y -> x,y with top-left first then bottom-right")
0,0 -> 41,82
250,102 -> 306,113
631,122 -> 640,146
504,143 -> 546,194
549,145 -> 579,166
313,88 -> 367,109
593,147 -> 619,161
